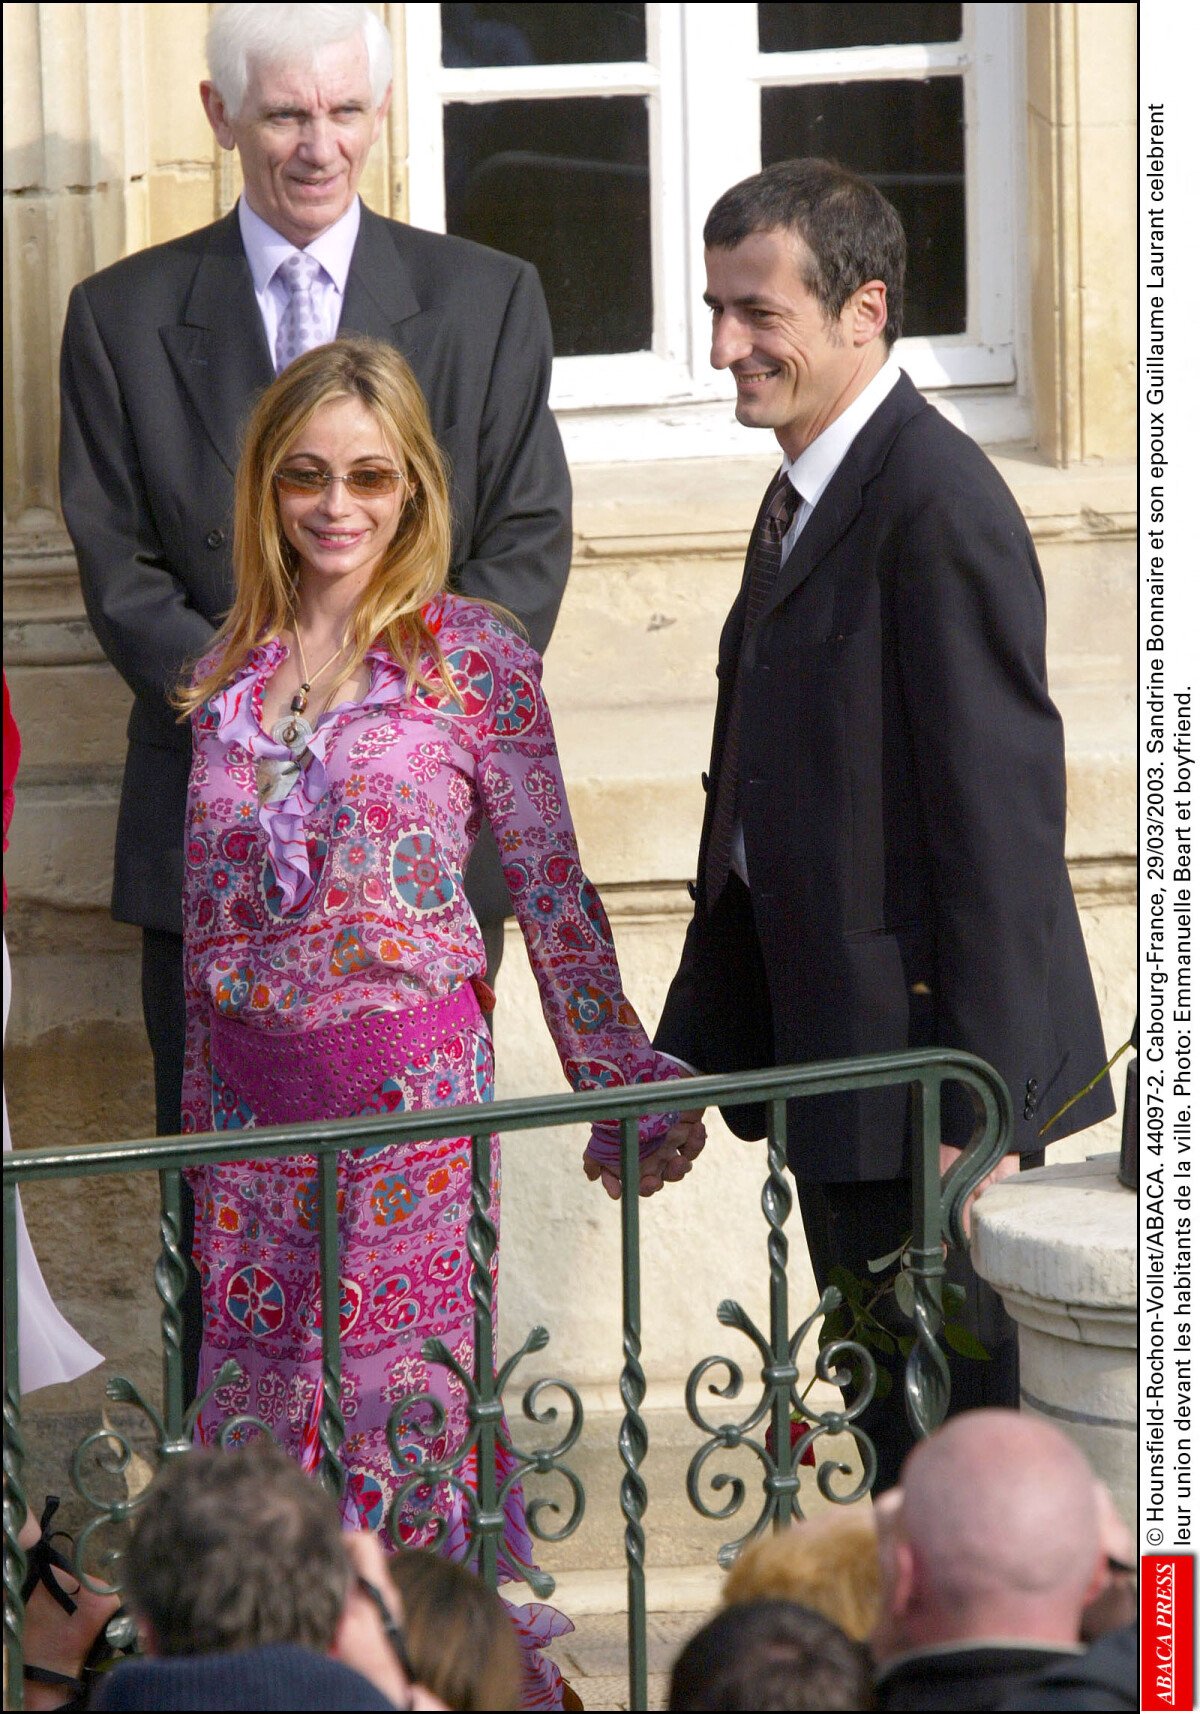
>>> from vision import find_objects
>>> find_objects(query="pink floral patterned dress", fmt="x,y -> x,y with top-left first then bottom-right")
181,595 -> 682,1706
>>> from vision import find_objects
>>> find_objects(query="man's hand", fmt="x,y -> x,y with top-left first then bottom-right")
939,1143 -> 1021,1239
583,1110 -> 707,1201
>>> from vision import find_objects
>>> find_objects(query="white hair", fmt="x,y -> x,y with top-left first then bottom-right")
206,4 -> 393,119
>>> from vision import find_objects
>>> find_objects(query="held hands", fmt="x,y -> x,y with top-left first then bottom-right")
939,1141 -> 1021,1240
583,1109 -> 707,1200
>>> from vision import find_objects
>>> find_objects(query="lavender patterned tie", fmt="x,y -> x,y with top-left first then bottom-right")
274,251 -> 324,373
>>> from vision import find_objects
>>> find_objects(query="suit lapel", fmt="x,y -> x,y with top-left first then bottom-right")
340,205 -> 424,354
159,210 -> 274,475
158,204 -> 428,476
765,371 -> 929,619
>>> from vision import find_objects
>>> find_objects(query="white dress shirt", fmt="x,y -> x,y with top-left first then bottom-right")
237,196 -> 361,359
730,356 -> 903,884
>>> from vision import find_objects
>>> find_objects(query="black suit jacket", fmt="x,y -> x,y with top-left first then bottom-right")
59,203 -> 571,934
656,373 -> 1114,1181
875,1642 -> 1085,1712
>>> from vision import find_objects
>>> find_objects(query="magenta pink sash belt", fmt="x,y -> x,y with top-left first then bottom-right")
209,982 -> 486,1126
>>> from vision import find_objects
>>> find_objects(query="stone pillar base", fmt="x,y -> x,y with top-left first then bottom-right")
971,1153 -> 1136,1531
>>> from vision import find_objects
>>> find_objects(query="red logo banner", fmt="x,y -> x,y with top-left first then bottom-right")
1143,1556 -> 1195,1711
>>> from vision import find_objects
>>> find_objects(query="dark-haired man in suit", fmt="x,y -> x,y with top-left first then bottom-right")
650,159 -> 1113,1487
59,3 -> 571,1394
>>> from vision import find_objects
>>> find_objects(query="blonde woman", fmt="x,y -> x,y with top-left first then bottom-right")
176,337 -> 702,1708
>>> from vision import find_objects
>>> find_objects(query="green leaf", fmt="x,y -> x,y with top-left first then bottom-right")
827,1265 -> 866,1308
872,1366 -> 893,1402
944,1323 -> 992,1361
861,1326 -> 897,1357
941,1282 -> 967,1314
867,1241 -> 908,1275
893,1270 -> 917,1320
818,1307 -> 850,1345
896,1335 -> 915,1357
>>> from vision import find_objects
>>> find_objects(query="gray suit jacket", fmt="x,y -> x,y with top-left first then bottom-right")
59,203 -> 571,934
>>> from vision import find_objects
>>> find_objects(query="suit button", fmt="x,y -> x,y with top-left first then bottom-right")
205,529 -> 225,549
686,881 -> 697,901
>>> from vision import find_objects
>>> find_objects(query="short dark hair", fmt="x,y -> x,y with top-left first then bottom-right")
704,158 -> 906,346
123,1443 -> 350,1657
668,1599 -> 874,1711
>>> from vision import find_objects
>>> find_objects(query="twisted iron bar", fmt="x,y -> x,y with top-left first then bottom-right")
763,1099 -> 799,1531
618,1116 -> 649,1712
156,1169 -> 189,1447
902,1244 -> 952,1437
317,1151 -> 347,1503
467,1131 -> 500,1589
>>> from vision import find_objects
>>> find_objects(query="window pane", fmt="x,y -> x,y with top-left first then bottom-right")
444,98 -> 652,357
760,79 -> 965,336
758,4 -> 962,53
441,4 -> 646,67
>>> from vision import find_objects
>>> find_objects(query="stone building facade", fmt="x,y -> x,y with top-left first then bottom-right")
3,4 -> 1135,1404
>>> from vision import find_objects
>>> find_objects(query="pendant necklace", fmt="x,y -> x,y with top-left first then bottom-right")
257,628 -> 349,805
273,628 -> 348,752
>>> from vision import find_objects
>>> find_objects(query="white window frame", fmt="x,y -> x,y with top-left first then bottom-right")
402,3 -> 1028,457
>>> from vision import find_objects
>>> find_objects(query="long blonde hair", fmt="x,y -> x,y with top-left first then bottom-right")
176,336 -> 456,717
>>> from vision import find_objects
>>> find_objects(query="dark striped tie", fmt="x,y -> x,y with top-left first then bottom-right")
704,468 -> 802,908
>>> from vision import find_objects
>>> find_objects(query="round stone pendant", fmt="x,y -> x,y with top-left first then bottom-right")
272,712 -> 314,754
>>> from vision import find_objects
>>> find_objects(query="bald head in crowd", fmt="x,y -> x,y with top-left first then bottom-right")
874,1409 -> 1107,1659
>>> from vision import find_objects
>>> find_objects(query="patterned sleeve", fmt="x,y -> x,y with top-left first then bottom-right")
467,619 -> 687,1166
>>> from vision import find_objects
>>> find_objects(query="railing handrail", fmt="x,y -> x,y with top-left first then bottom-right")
4,1045 -> 1012,1712
1,1046 -> 1010,1181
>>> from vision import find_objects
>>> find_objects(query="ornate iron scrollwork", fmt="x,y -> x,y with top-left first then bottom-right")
385,1324 -> 584,1597
66,1359 -> 253,1598
685,1289 -> 877,1567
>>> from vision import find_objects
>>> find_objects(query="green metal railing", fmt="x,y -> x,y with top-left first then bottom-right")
3,1048 -> 1010,1710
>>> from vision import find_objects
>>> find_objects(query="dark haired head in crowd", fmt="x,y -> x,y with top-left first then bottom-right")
703,157 -> 907,347
92,1442 -> 447,1710
123,1440 -> 347,1657
669,1599 -> 874,1711
387,1549 -> 520,1711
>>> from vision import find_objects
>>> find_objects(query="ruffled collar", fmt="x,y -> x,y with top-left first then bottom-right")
198,622 -> 440,914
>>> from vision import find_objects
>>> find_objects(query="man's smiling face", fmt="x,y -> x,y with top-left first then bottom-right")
704,227 -> 882,460
202,34 -> 390,249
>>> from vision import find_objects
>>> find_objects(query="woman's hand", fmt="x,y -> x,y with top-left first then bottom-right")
583,1110 -> 707,1200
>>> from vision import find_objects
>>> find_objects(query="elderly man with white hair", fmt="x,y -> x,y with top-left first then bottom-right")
59,2 -> 570,1399
872,1409 -> 1135,1712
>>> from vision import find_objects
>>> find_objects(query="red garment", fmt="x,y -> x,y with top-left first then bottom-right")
2,672 -> 20,913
